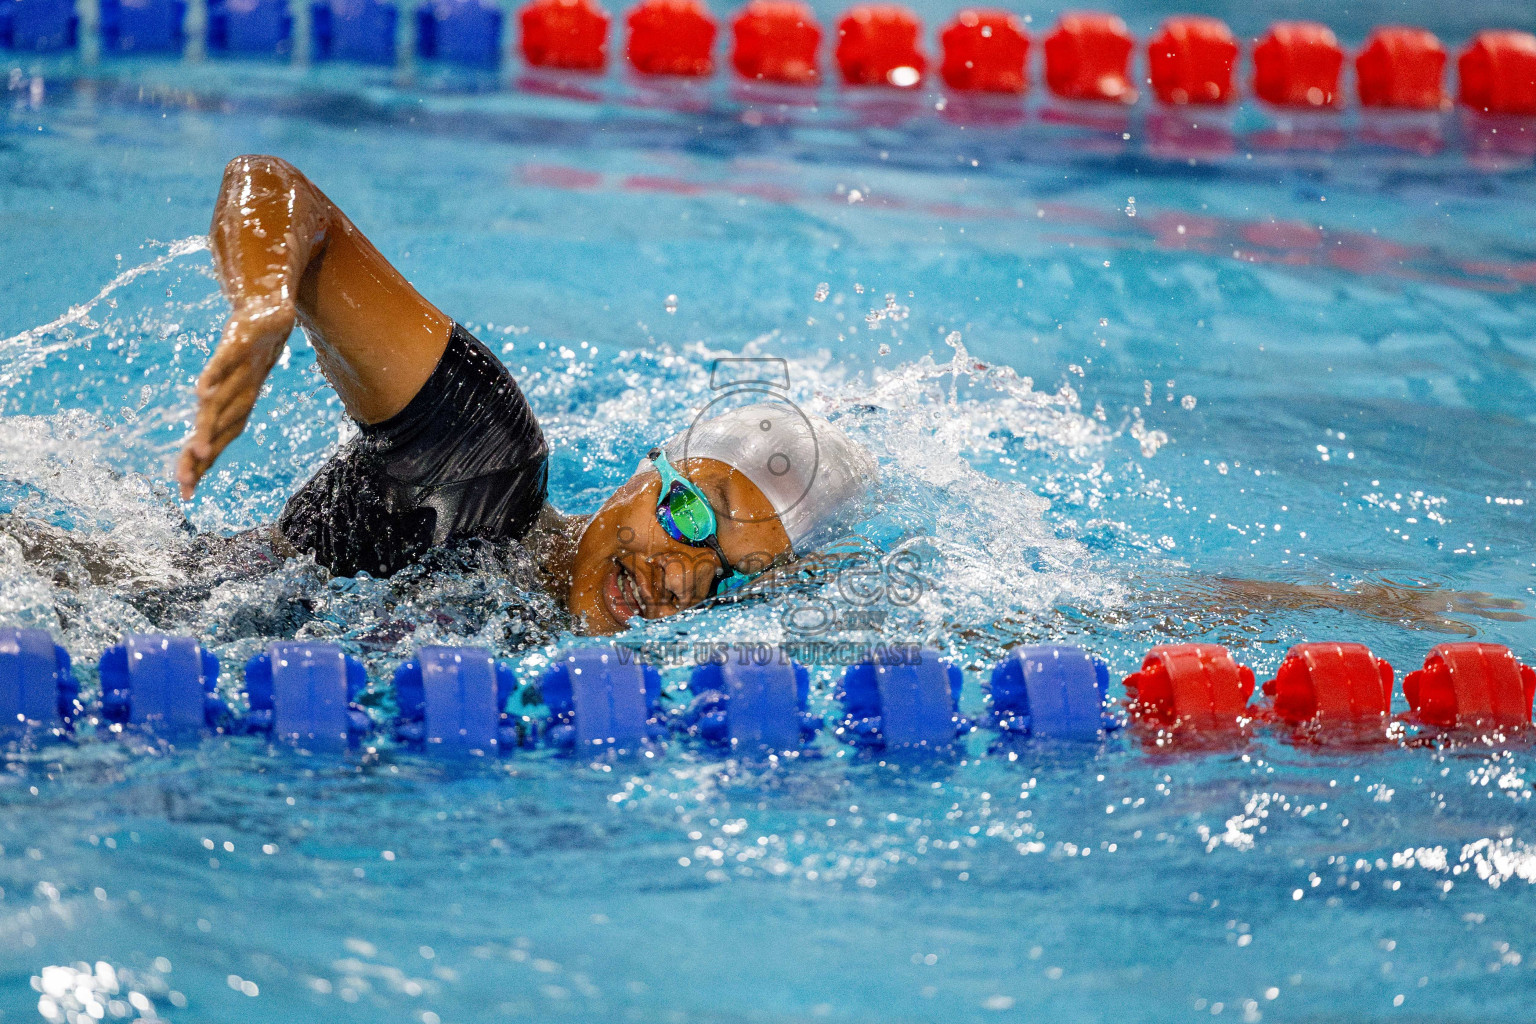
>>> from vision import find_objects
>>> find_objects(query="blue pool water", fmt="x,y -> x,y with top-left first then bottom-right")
5,3 -> 1536,1020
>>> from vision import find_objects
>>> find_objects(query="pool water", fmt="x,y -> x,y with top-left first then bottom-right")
5,4 -> 1536,1020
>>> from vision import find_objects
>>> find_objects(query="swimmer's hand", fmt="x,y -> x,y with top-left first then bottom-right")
1203,576 -> 1529,636
178,155 -> 452,499
177,302 -> 294,499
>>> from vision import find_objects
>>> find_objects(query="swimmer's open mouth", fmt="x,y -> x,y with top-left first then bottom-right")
604,562 -> 644,626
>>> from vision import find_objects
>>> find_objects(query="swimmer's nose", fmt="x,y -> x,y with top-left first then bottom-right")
641,552 -> 715,614
658,558 -> 695,610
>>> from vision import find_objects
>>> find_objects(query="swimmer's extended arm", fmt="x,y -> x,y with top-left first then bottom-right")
1197,576 -> 1527,633
177,155 -> 452,499
1125,574 -> 1527,636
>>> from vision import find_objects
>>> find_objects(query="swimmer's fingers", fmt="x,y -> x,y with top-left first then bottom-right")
175,443 -> 212,500
178,407 -> 259,498
178,353 -> 256,496
184,389 -> 256,460
1414,617 -> 1479,637
1449,590 -> 1527,611
1471,610 -> 1531,623
1444,590 -> 1530,622
178,376 -> 261,497
177,308 -> 291,498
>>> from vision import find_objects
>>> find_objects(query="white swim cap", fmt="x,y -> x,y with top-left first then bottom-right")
663,401 -> 877,553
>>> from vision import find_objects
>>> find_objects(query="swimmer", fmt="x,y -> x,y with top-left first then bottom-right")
178,155 -> 875,635
177,156 -> 1524,640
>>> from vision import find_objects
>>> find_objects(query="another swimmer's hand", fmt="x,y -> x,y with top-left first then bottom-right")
1339,579 -> 1529,635
176,302 -> 295,499
1198,576 -> 1528,636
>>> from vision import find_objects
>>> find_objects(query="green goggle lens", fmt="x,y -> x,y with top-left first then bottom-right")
659,483 -> 713,543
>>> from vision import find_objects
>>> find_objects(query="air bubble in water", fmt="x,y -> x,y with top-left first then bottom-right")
878,343 -> 890,356
664,295 -> 678,314
814,283 -> 829,302
1181,395 -> 1197,410
1099,318 -> 1108,327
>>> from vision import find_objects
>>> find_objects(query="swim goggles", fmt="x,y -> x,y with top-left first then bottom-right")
648,447 -> 754,596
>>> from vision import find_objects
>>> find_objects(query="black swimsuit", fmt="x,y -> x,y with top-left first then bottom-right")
277,324 -> 548,578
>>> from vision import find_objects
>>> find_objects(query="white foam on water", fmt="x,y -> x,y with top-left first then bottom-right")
0,412 -> 185,545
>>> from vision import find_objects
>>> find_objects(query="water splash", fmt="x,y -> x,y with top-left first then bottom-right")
521,326 -> 1125,666
0,235 -> 210,388
0,249 -> 1143,693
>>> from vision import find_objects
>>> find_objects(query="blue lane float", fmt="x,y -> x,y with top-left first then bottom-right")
415,0 -> 501,66
682,654 -> 821,754
312,0 -> 396,64
0,627 -> 78,736
99,633 -> 224,733
244,642 -> 370,750
207,0 -> 291,56
100,0 -> 185,54
987,644 -> 1120,740
392,645 -> 518,755
0,0 -> 77,51
538,647 -> 664,753
836,649 -> 969,752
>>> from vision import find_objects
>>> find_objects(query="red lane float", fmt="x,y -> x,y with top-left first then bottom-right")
1458,30 -> 1536,116
1264,642 -> 1393,727
1403,643 -> 1536,730
732,0 -> 820,84
1356,26 -> 1446,110
939,8 -> 1029,95
1123,644 -> 1254,730
1043,12 -> 1135,103
520,0 -> 610,71
1253,21 -> 1343,108
627,0 -> 716,76
835,5 -> 925,87
1147,16 -> 1239,106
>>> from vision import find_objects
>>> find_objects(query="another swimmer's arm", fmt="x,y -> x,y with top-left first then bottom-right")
1198,576 -> 1527,633
1123,574 -> 1527,636
178,155 -> 451,499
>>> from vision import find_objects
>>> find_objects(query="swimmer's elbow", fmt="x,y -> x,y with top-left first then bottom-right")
214,155 -> 328,239
221,154 -> 308,191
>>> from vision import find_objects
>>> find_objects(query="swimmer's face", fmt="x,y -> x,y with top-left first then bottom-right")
566,457 -> 792,634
